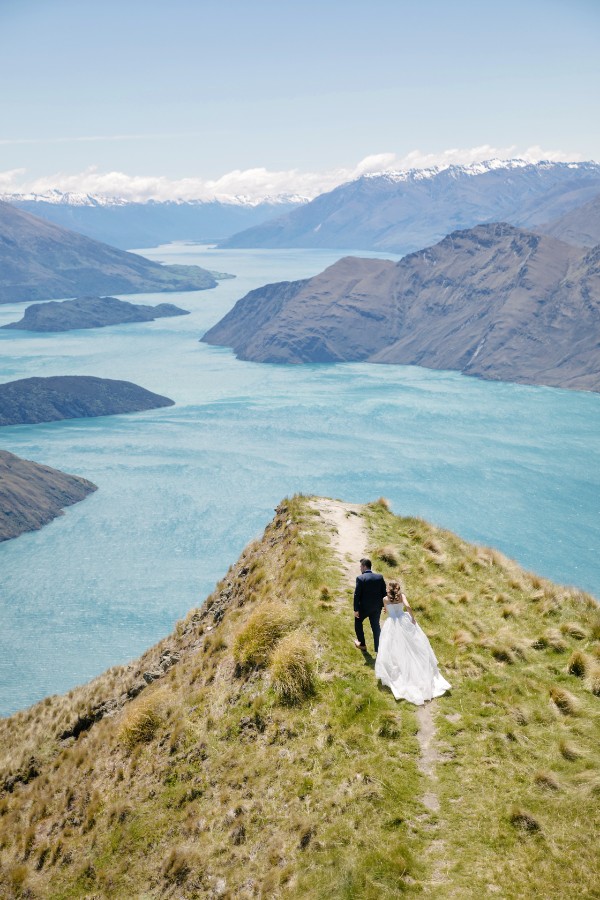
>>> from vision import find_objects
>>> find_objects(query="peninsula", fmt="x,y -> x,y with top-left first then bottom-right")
0,449 -> 96,542
1,295 -> 190,332
203,223 -> 600,393
0,200 -> 221,304
0,375 -> 174,426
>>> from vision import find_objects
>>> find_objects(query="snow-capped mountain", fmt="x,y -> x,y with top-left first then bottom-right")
1,193 -> 306,249
220,160 -> 600,253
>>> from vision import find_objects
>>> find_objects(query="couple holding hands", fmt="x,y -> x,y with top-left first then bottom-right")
354,557 -> 450,705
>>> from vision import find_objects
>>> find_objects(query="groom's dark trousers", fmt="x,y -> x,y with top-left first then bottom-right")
354,570 -> 387,652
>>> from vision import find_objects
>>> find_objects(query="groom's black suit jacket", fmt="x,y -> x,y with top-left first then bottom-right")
354,570 -> 386,613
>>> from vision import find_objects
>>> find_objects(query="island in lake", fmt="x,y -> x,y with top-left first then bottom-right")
203,222 -> 600,393
1,295 -> 190,332
0,375 -> 174,426
0,449 -> 97,542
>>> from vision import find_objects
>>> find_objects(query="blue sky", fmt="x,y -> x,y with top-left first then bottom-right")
1,0 -> 599,199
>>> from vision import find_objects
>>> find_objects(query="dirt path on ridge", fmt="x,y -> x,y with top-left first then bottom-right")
311,497 -> 445,890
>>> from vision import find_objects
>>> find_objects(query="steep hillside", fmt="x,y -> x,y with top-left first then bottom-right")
0,449 -> 97,542
0,201 -> 219,304
0,376 -> 174,426
220,160 -> 600,254
203,223 -> 600,392
537,193 -> 600,248
0,496 -> 598,898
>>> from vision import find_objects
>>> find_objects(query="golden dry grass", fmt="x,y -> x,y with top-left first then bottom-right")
232,600 -> 296,669
269,631 -> 317,705
0,496 -> 598,900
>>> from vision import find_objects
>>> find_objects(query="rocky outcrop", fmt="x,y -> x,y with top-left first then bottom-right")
0,200 -> 220,304
0,449 -> 97,542
203,223 -> 600,392
0,375 -> 174,426
1,295 -> 190,332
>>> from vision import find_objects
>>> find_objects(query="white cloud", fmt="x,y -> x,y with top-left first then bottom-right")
0,145 -> 587,203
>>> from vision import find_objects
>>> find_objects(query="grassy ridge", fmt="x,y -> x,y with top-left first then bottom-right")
0,496 -> 598,898
365,502 -> 600,898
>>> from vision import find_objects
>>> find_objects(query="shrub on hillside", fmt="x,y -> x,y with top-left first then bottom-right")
270,632 -> 317,705
119,690 -> 168,750
233,602 -> 296,669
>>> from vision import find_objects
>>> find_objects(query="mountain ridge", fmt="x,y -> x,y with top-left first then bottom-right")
203,222 -> 600,392
0,495 -> 598,897
219,160 -> 600,254
0,201 -> 220,303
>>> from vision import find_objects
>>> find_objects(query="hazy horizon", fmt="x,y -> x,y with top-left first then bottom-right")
1,0 -> 598,202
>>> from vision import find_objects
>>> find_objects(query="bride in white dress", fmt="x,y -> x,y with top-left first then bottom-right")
375,580 -> 451,704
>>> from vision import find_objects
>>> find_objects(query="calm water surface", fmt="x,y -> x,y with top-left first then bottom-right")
1,244 -> 598,715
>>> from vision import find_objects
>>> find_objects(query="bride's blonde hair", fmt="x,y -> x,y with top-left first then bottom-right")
387,580 -> 404,603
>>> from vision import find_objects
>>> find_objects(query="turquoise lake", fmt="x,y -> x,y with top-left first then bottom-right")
1,244 -> 599,716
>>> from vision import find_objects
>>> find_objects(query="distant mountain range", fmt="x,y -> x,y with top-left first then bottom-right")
0,201 -> 221,303
3,192 -> 305,250
0,449 -> 97,542
219,160 -> 600,254
203,222 -> 600,392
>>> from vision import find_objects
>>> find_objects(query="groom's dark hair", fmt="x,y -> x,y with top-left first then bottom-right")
360,558 -> 372,569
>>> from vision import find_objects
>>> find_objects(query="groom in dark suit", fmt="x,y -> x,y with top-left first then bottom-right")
354,557 -> 387,652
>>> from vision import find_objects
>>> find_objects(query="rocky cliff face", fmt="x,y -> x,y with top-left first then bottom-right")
1,295 -> 190,332
0,449 -> 97,542
220,160 -> 600,254
0,375 -> 174,426
0,200 -> 219,304
203,223 -> 600,392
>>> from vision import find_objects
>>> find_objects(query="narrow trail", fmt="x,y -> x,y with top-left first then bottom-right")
312,497 -> 445,891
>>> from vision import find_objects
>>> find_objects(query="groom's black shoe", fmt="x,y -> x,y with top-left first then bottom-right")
354,639 -> 367,650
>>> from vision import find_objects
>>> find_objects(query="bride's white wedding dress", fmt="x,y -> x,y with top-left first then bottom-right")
375,602 -> 451,704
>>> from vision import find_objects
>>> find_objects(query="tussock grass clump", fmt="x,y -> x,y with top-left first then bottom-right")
534,770 -> 560,791
510,808 -> 541,832
373,496 -> 390,510
533,628 -> 569,653
270,631 -> 317,705
376,712 -> 401,739
233,601 -> 296,669
550,686 -> 580,716
567,650 -> 589,678
453,629 -> 474,647
584,664 -> 600,696
561,621 -> 587,640
119,689 -> 168,750
163,846 -> 201,886
559,739 -> 583,761
375,545 -> 400,567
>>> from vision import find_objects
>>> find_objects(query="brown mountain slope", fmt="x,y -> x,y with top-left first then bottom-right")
0,200 -> 218,304
0,496 -> 598,898
0,449 -> 96,542
203,223 -> 600,392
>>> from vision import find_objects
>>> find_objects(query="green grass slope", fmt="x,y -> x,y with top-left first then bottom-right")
0,497 -> 598,898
